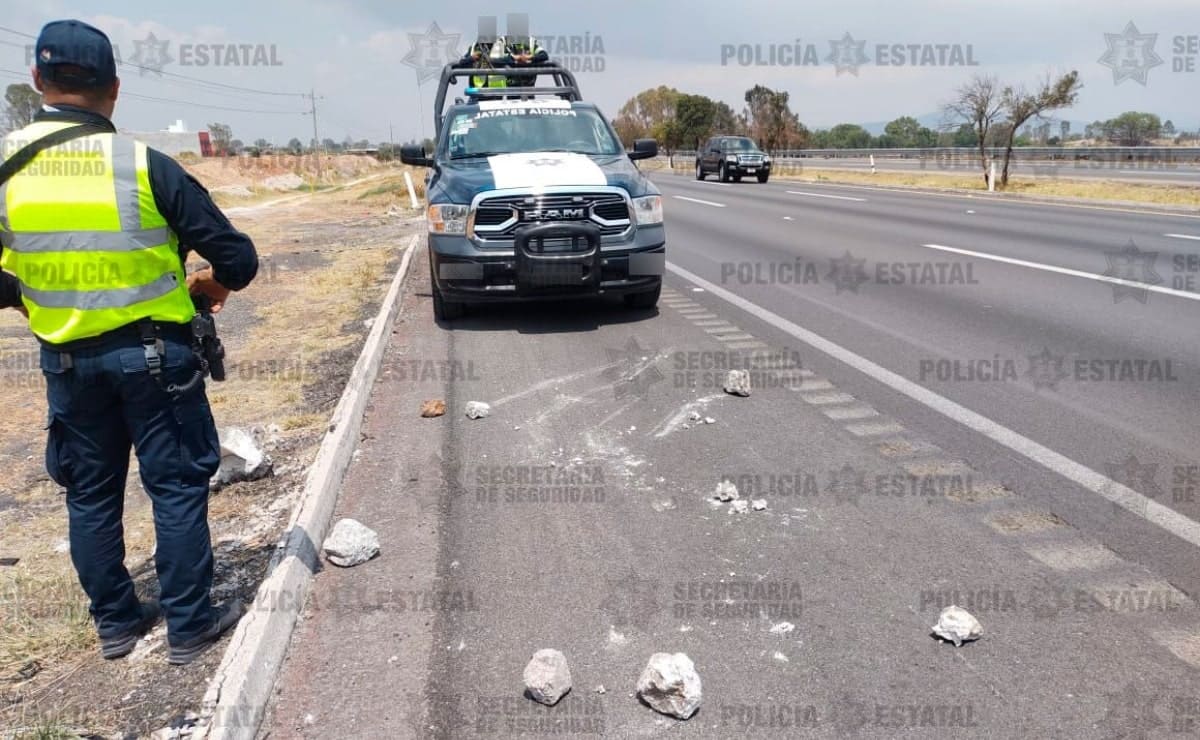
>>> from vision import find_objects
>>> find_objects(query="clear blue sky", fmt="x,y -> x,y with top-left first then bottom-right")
2,0 -> 1196,144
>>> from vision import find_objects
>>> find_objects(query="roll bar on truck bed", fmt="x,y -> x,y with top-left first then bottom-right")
432,62 -> 584,133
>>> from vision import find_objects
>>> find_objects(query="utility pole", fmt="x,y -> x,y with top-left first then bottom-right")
389,123 -> 394,160
306,88 -> 323,182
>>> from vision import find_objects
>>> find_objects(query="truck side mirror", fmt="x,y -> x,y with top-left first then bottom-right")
401,145 -> 434,167
628,138 -> 658,161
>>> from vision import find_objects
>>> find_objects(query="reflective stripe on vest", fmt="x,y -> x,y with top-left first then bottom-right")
0,121 -> 195,345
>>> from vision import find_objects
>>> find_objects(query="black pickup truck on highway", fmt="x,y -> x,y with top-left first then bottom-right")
695,135 -> 772,183
401,63 -> 666,321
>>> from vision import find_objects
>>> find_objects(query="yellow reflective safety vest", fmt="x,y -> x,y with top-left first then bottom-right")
0,120 -> 194,345
469,39 -> 509,89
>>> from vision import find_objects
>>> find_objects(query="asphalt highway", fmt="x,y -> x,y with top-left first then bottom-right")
261,179 -> 1200,738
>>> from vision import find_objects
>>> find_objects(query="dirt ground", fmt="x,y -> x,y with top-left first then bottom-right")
0,159 -> 423,738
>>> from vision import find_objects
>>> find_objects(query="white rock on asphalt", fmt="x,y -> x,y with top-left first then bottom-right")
931,605 -> 983,646
687,411 -> 702,422
465,401 -> 492,420
729,500 -> 749,515
751,499 -> 768,511
703,417 -> 716,425
769,621 -> 796,635
636,652 -> 703,720
210,427 -> 273,489
713,480 -> 739,502
523,649 -> 573,706
723,370 -> 751,397
322,519 -> 380,567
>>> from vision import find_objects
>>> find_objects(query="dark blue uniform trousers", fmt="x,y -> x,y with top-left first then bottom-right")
41,332 -> 221,646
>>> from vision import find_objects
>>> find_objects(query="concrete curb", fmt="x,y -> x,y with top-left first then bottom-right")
198,233 -> 421,739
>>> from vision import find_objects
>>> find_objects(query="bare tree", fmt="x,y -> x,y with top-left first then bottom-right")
998,71 -> 1081,186
945,75 -> 1003,186
3,83 -> 41,133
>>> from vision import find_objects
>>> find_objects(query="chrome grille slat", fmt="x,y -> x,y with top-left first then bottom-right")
473,191 -> 631,240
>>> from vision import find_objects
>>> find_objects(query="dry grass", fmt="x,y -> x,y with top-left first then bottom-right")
667,162 -> 1200,208
0,172 -> 417,718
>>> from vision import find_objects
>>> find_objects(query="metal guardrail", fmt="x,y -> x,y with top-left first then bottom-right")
673,146 -> 1200,162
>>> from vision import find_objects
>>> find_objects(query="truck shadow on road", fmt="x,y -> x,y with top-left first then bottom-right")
424,294 -> 660,335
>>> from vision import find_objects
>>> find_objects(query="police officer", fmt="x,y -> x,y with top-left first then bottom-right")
457,37 -> 509,89
0,20 -> 257,665
505,35 -> 549,87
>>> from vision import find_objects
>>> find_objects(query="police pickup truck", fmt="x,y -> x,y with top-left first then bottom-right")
401,63 -> 665,320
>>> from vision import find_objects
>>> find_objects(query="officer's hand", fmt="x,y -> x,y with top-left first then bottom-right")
187,268 -> 231,314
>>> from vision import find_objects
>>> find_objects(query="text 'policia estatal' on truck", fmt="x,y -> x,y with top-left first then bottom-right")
401,51 -> 666,321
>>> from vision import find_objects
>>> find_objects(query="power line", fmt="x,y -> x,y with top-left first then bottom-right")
0,25 -> 306,98
0,68 -> 306,115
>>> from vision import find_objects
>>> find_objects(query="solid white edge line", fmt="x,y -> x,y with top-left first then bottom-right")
921,243 -> 1200,303
1165,233 -> 1200,241
672,195 -> 726,208
786,190 -> 867,202
665,260 -> 1200,550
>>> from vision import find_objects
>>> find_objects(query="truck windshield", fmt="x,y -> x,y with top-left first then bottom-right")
447,104 -> 622,159
721,138 -> 760,152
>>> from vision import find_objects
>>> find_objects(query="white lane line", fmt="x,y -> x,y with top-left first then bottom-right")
786,190 -> 867,202
667,261 -> 1200,550
672,195 -> 726,208
1165,233 -> 1200,241
698,180 -> 733,187
921,243 -> 1200,303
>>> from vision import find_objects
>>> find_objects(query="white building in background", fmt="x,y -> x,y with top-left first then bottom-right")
123,119 -> 205,157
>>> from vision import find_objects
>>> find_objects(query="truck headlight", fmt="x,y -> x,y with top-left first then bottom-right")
726,155 -> 738,163
427,204 -> 469,235
763,156 -> 772,164
632,195 -> 663,225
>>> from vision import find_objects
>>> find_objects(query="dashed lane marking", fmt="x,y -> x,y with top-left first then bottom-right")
666,261 -> 1200,551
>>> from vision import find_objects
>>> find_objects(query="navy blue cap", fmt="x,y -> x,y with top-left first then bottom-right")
36,19 -> 117,88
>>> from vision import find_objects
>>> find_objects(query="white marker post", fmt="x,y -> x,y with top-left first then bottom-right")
403,171 -> 420,210
869,154 -> 876,174
988,161 -> 996,192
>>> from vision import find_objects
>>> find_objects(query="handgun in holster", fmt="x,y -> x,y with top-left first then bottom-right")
191,294 -> 226,382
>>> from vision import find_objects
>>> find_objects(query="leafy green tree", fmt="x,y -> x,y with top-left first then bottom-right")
287,137 -> 303,154
824,123 -> 873,149
1101,112 -> 1161,146
879,116 -> 937,148
674,94 -> 717,152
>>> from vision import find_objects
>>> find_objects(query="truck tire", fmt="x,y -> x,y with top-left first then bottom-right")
433,286 -> 465,321
695,161 -> 706,180
623,281 -> 661,310
757,172 -> 770,183
719,163 -> 730,183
